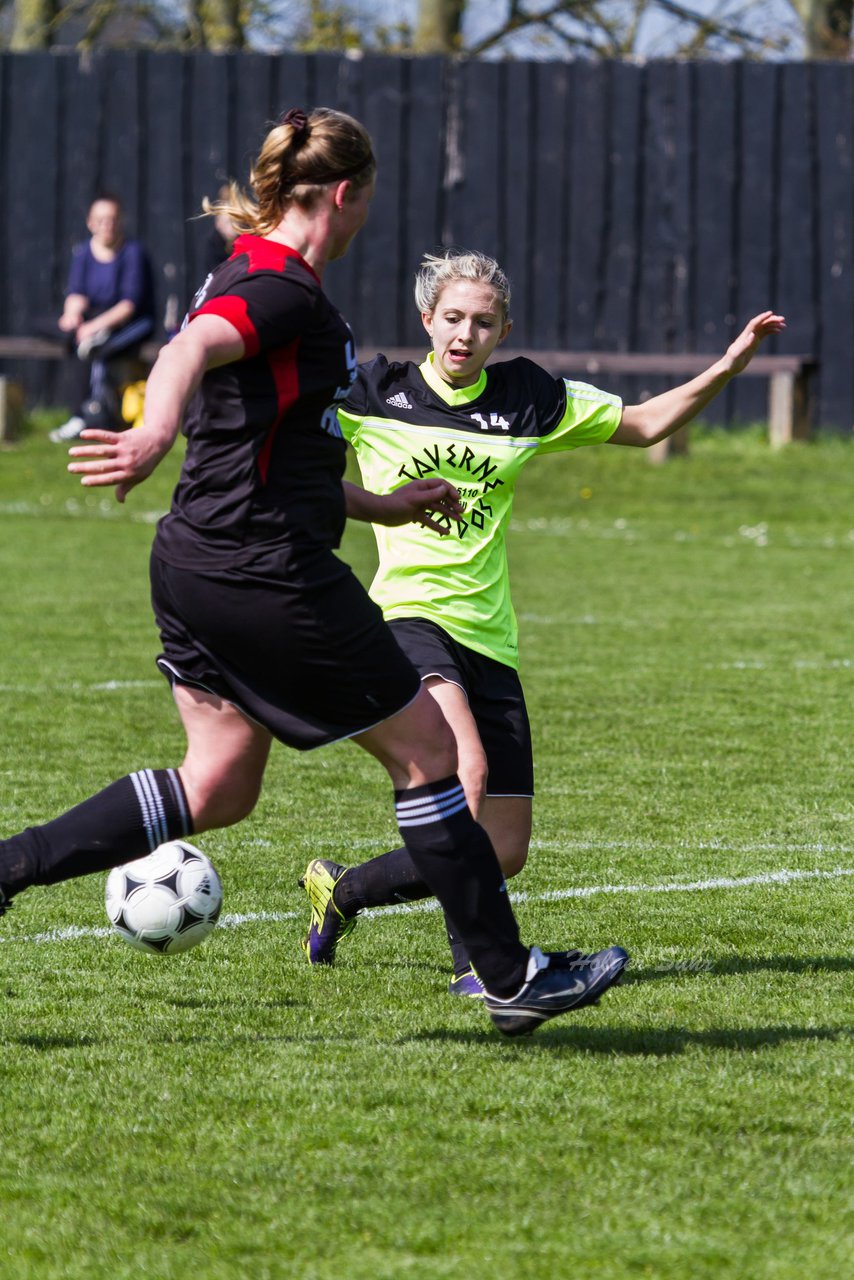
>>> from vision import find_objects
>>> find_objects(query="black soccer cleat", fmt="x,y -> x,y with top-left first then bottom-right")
484,945 -> 629,1037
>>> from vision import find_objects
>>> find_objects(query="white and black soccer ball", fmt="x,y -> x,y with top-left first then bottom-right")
105,840 -> 223,955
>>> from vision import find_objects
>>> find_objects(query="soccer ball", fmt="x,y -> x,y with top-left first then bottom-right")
105,840 -> 223,955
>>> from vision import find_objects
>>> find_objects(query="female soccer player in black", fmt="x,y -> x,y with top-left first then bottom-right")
0,110 -> 629,1037
298,248 -> 785,997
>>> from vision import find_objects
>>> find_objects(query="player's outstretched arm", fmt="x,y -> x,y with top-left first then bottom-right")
610,311 -> 786,447
66,315 -> 244,502
344,477 -> 463,535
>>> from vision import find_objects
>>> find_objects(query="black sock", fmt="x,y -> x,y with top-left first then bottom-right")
333,848 -> 474,977
334,846 -> 429,915
445,913 -> 473,978
0,769 -> 193,895
394,775 -> 527,997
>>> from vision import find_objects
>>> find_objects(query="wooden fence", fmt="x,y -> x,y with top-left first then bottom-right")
0,51 -> 851,430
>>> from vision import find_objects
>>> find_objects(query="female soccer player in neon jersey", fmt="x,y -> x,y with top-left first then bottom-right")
298,248 -> 785,996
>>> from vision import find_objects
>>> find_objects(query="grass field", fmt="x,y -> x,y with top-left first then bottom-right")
1,416 -> 851,1279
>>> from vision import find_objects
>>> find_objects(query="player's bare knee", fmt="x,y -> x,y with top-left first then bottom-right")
497,845 -> 529,878
403,698 -> 459,781
410,732 -> 458,785
179,767 -> 259,831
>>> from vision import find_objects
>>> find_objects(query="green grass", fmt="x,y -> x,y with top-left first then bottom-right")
1,418 -> 852,1279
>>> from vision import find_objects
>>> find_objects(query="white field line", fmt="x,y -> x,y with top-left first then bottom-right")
0,680 -> 163,694
0,499 -> 164,524
2,865 -> 851,947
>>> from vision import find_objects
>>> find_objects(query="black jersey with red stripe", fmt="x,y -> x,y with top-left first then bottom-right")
153,235 -> 356,572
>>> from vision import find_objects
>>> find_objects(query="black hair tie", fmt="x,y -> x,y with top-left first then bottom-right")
281,108 -> 309,142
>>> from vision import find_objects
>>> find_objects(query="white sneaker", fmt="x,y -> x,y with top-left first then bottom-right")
49,415 -> 86,443
77,329 -> 110,359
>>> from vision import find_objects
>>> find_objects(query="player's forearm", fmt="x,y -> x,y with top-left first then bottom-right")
616,357 -> 736,446
142,319 -> 243,451
343,481 -> 383,523
142,337 -> 207,453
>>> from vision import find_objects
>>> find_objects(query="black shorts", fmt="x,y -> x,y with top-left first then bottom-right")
150,549 -> 421,750
388,617 -> 534,797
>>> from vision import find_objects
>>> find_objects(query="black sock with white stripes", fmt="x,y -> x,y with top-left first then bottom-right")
394,775 -> 527,997
0,769 -> 193,895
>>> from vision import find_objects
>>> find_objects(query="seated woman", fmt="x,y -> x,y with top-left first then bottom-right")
50,194 -> 155,442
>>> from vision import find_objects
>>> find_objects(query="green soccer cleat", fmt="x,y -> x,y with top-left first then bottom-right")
298,858 -> 358,965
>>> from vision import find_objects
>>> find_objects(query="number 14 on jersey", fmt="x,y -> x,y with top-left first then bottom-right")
470,412 -> 510,432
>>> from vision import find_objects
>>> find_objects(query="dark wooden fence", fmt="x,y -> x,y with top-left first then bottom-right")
0,51 -> 851,430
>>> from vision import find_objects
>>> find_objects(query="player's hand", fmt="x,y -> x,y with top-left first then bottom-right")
379,478 -> 463,534
66,428 -> 170,503
725,311 -> 786,375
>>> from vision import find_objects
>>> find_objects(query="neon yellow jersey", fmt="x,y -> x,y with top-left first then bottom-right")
339,353 -> 621,669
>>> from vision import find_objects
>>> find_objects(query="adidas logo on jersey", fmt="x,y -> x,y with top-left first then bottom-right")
386,392 -> 413,410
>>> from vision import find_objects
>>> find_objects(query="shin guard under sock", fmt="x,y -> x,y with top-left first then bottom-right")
334,845 -> 430,916
0,769 -> 193,894
331,847 -> 479,979
394,775 -> 527,996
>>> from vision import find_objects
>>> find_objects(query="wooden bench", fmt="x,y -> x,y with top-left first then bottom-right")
0,336 -> 162,362
360,347 -> 817,459
0,335 -> 161,441
1,337 -> 815,454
